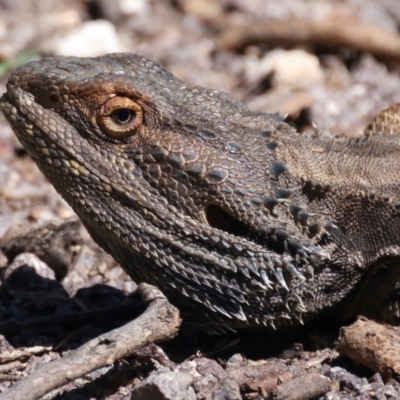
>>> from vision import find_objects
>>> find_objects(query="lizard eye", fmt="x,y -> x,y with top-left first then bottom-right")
97,96 -> 143,139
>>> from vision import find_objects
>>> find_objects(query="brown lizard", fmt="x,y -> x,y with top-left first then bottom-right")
2,53 -> 400,333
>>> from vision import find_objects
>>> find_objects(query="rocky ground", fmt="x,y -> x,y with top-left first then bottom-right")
1,0 -> 400,399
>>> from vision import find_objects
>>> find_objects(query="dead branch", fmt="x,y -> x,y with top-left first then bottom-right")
218,16 -> 400,60
0,283 -> 181,400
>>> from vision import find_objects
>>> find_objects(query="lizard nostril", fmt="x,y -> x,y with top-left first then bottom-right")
205,204 -> 249,237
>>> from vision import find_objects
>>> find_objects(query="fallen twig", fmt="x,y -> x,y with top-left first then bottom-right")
218,15 -> 400,60
0,283 -> 181,400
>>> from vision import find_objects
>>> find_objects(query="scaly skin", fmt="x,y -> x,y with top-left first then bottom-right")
2,53 -> 400,333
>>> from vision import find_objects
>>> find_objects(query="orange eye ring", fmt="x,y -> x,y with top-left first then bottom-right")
97,96 -> 143,139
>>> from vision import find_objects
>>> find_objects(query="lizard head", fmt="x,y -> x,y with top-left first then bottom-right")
1,54 -> 297,243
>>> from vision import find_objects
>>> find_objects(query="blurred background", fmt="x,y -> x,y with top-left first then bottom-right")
2,0 -> 400,135
1,1 -> 400,396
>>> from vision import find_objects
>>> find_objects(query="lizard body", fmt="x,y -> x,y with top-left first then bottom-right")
2,53 -> 400,332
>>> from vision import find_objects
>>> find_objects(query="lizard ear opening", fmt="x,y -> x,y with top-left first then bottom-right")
205,204 -> 249,237
97,96 -> 143,139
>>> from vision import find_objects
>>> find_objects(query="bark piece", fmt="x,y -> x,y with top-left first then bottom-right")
337,317 -> 400,380
272,373 -> 331,400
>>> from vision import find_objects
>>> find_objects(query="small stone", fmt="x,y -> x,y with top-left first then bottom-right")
130,370 -> 195,400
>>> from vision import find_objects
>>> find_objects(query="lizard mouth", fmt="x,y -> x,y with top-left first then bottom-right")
205,204 -> 250,237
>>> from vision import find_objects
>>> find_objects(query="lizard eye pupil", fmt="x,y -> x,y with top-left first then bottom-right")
114,108 -> 134,124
